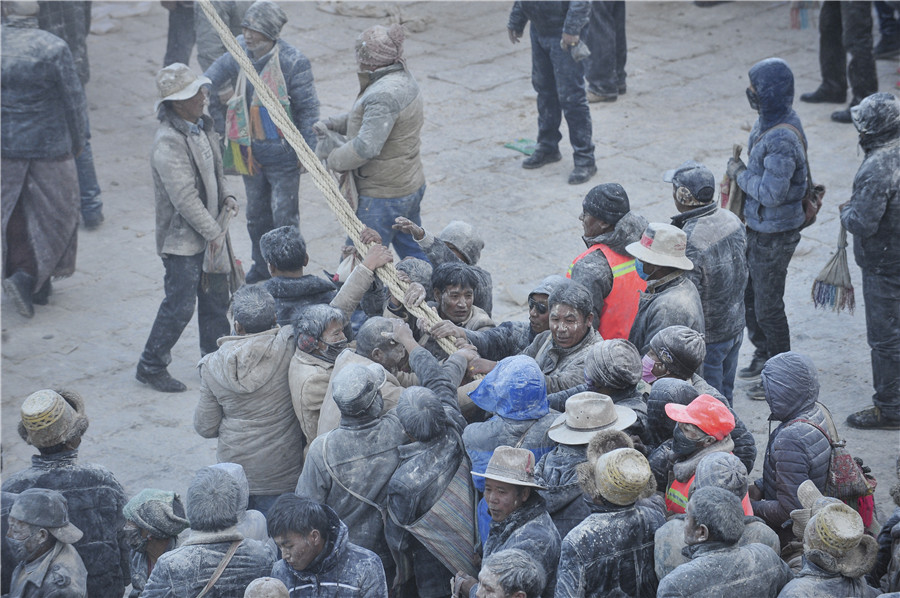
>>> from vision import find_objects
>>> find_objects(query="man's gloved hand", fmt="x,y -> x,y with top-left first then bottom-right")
726,156 -> 747,179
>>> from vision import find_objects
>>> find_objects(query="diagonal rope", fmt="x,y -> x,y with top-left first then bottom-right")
197,0 -> 457,356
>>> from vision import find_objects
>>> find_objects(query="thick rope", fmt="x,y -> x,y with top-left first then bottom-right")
197,0 -> 457,356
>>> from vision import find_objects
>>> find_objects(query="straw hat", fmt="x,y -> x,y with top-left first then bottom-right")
593,448 -> 652,506
804,503 -> 878,577
18,389 -> 89,449
548,392 -> 637,445
471,446 -> 546,489
155,63 -> 211,111
625,222 -> 694,271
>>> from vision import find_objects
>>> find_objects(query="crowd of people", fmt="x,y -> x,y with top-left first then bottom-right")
2,0 -> 900,597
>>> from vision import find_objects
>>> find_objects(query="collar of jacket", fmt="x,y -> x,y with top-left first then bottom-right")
671,203 -> 718,229
338,411 -> 382,430
15,540 -> 66,589
182,526 -> 243,546
295,506 -> 347,576
163,106 -> 213,138
672,436 -> 735,483
489,492 -> 547,538
684,539 -> 738,560
586,494 -> 634,514
32,450 -> 78,469
550,326 -> 597,359
357,62 -> 405,92
645,271 -> 684,294
215,326 -> 280,347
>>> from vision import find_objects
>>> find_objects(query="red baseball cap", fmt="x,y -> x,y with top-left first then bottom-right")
665,394 -> 735,440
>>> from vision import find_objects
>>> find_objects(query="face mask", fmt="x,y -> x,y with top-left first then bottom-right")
641,354 -> 657,383
672,425 -> 709,458
635,260 -> 649,281
746,87 -> 760,112
124,527 -> 149,553
322,339 -> 348,363
6,532 -> 37,562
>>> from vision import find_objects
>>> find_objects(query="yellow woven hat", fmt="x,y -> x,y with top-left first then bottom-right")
18,389 -> 88,448
593,447 -> 652,506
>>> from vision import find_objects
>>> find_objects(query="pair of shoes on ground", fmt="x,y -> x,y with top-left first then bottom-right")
522,150 -> 597,185
136,367 -> 187,393
800,86 -> 864,124
846,406 -> 900,430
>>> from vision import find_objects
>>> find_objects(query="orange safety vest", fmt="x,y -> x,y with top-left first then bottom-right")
665,475 -> 754,515
567,244 -> 646,339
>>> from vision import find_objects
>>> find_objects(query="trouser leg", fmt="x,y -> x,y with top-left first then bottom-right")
530,29 -> 563,155
4,196 -> 36,282
243,170 -> 274,281
840,1 -> 878,99
863,271 -> 900,420
196,272 -> 230,356
139,253 -> 204,374
819,1 -> 848,93
356,186 -> 429,262
614,1 -> 627,87
549,33 -> 594,166
76,114 -> 103,222
702,334 -> 742,405
163,2 -> 196,66
585,2 -> 618,95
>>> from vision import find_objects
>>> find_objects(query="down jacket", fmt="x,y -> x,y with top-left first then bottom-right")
628,274 -> 705,356
270,504 -> 387,598
753,351 -> 831,529
522,328 -> 601,393
556,499 -> 665,598
507,1 -> 591,37
671,204 -> 747,343
327,63 -> 424,199
195,326 -> 302,496
140,529 -> 273,598
2,451 -> 130,598
535,444 -> 589,539
737,58 -> 808,234
841,93 -> 900,275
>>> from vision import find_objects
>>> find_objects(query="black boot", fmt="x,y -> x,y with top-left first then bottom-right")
522,149 -> 562,170
3,271 -> 35,318
136,367 -> 187,393
32,279 -> 52,306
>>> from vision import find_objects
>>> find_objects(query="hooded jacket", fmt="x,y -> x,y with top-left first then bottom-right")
507,1 -> 591,37
556,498 -> 665,598
270,505 -> 387,598
570,211 -> 648,327
656,541 -> 792,598
195,326 -> 302,496
2,451 -> 130,598
737,58 -> 808,233
671,204 -> 747,343
522,328 -> 602,393
535,444 -> 589,539
840,93 -> 900,276
628,274 -> 705,356
779,557 -> 880,598
475,494 -> 561,598
753,352 -> 830,529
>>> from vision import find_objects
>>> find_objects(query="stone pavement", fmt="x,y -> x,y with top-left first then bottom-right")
2,2 -> 898,519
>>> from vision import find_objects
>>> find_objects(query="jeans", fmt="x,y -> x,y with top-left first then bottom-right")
702,333 -> 742,406
247,494 -> 280,519
862,271 -> 900,420
530,27 -> 595,167
585,1 -> 627,96
138,253 -> 230,375
76,114 -> 102,221
818,1 -> 878,99
744,227 -> 801,360
356,184 -> 429,261
163,1 -> 195,66
242,139 -> 301,280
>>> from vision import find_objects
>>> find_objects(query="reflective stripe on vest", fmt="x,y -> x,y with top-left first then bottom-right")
666,474 -> 755,515
567,243 -> 646,339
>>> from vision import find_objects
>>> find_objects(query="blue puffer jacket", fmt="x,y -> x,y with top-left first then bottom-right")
508,1 -> 591,37
737,58 -> 808,233
753,351 -> 831,529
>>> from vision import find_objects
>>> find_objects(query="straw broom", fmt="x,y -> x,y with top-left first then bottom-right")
812,225 -> 855,313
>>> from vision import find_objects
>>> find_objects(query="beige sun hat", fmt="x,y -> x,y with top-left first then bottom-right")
471,446 -> 546,489
548,392 -> 637,445
154,63 -> 211,111
18,389 -> 89,449
625,222 -> 694,271
804,502 -> 878,577
593,447 -> 652,506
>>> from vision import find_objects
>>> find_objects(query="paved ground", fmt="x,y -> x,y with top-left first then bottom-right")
2,1 -> 899,521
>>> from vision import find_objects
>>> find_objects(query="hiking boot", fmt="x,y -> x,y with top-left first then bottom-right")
587,90 -> 617,103
32,279 -> 52,306
800,86 -> 846,104
522,150 -> 562,170
568,164 -> 597,185
3,271 -> 35,318
831,106 -> 854,124
738,354 -> 767,379
82,211 -> 104,230
846,406 -> 900,430
746,380 -> 767,401
136,367 -> 187,393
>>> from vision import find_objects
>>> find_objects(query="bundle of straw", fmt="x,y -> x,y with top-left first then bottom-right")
812,225 -> 855,313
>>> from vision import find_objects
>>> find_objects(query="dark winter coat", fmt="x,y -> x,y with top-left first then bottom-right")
140,529 -> 273,598
417,230 -> 493,316
205,37 -> 319,148
465,321 -> 535,362
522,328 -> 601,393
1,20 -> 86,159
508,1 -> 591,37
779,558 -> 879,598
840,93 -> 900,275
270,504 -> 388,598
570,211 -> 648,325
753,355 -> 830,529
264,275 -> 337,326
475,494 -> 561,598
671,204 -> 747,343
2,451 -> 130,598
555,499 -> 665,598
737,58 -> 808,234
656,541 -> 792,598
535,444 -> 588,539
628,274 -> 704,355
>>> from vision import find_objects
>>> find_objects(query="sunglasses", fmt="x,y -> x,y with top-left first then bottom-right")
528,298 -> 548,314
